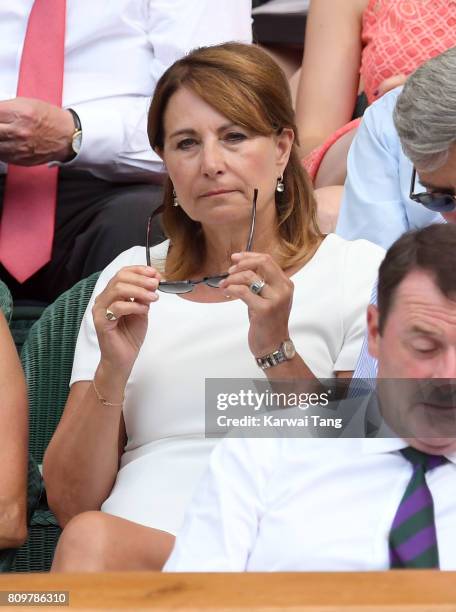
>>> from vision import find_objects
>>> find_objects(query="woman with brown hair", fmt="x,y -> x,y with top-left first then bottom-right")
44,42 -> 384,572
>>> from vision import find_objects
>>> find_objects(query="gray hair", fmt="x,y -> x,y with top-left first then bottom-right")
393,46 -> 456,172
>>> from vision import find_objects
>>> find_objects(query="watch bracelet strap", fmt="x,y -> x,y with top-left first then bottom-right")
256,349 -> 287,369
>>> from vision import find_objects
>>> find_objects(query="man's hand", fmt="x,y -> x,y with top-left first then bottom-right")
0,97 -> 75,165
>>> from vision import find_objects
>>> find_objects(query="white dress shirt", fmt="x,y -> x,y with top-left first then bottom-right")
165,434 -> 456,571
0,1 -> 252,180
336,88 -> 444,249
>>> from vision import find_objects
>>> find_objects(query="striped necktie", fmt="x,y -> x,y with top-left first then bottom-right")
389,447 -> 448,569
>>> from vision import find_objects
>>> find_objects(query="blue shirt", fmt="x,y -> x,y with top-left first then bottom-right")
336,88 -> 443,249
351,283 -> 378,385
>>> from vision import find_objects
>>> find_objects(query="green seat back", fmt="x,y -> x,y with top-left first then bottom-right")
10,508 -> 61,573
11,305 -> 47,355
0,280 -> 12,323
21,271 -> 100,464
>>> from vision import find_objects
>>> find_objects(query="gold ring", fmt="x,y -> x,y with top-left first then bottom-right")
105,308 -> 117,321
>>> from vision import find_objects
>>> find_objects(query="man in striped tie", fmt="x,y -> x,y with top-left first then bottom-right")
365,223 -> 456,569
163,223 -> 456,572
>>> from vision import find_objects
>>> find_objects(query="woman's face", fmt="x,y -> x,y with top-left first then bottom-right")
159,87 -> 293,228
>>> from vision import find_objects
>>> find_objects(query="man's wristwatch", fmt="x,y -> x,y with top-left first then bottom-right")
67,108 -> 82,158
256,339 -> 296,370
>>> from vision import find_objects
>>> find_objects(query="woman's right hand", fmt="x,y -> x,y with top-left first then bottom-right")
92,266 -> 161,378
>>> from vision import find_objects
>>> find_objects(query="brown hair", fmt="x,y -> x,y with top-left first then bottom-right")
378,223 -> 456,333
147,42 -> 322,280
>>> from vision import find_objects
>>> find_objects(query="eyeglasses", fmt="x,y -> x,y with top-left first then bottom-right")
409,167 -> 456,213
145,189 -> 258,293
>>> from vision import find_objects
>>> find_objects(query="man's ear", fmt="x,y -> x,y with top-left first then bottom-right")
367,304 -> 380,360
275,127 -> 294,172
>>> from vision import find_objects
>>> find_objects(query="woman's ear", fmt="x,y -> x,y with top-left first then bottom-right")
275,127 -> 294,172
154,146 -> 165,162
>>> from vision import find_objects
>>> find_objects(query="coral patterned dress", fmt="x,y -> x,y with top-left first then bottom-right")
303,0 -> 456,181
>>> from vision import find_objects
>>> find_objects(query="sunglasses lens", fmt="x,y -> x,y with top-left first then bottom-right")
416,194 -> 456,213
158,282 -> 194,294
206,274 -> 228,288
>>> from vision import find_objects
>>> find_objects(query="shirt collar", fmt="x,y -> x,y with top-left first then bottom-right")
362,434 -> 456,464
359,394 -> 456,464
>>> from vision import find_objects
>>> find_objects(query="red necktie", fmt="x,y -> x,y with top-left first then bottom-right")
0,0 -> 66,283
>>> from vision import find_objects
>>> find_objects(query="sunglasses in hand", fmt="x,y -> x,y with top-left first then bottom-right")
145,189 -> 258,294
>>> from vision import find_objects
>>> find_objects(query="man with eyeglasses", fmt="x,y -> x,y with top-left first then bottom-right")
336,47 -> 456,249
336,47 -> 456,381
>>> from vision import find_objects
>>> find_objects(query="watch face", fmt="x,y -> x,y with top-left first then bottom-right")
282,339 -> 296,360
72,130 -> 82,154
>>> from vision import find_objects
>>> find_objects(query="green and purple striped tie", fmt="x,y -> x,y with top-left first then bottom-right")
389,447 -> 447,569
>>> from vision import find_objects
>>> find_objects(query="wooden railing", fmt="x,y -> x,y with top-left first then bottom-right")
1,571 -> 456,610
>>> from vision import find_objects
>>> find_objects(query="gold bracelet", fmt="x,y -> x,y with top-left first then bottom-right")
92,379 -> 124,407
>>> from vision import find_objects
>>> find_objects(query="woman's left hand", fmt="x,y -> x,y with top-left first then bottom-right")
219,251 -> 294,358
